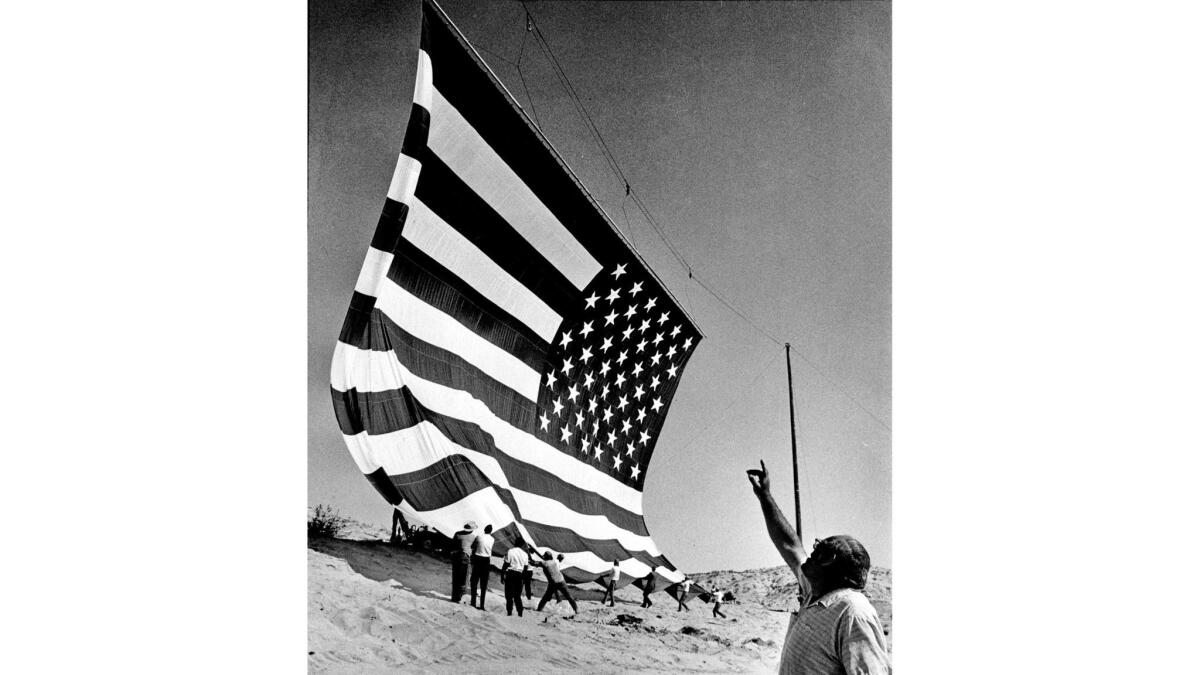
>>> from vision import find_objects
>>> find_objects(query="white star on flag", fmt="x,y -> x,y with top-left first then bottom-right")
593,444 -> 604,460
636,339 -> 648,353
580,321 -> 595,338
607,430 -> 618,447
591,419 -> 600,436
604,309 -> 618,326
658,312 -> 670,325
683,337 -> 693,350
638,319 -> 651,333
650,351 -> 662,366
600,336 -> 613,352
588,397 -> 599,413
623,305 -> 637,320
581,436 -> 591,453
667,364 -> 678,378
612,263 -> 627,278
567,384 -> 580,402
646,297 -> 658,310
621,419 -> 633,434
666,344 -> 677,358
652,333 -> 664,347
583,372 -> 595,388
574,412 -> 585,428
560,426 -> 573,443
632,362 -> 644,377
651,397 -> 664,412
552,398 -> 564,415
616,349 -> 628,365
580,346 -> 593,363
621,326 -> 634,341
639,430 -> 651,446
560,331 -> 573,348
630,281 -> 643,296
600,383 -> 610,398
617,394 -> 629,410
630,464 -> 641,479
606,288 -> 621,303
612,454 -> 623,470
600,360 -> 611,376
614,372 -> 627,387
650,374 -> 660,389
670,325 -> 681,338
633,384 -> 645,399
603,407 -> 614,423
561,357 -> 574,375
539,414 -> 550,431
636,407 -> 647,423
585,292 -> 599,309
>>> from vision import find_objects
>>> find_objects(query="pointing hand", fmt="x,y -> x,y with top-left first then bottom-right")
746,459 -> 770,493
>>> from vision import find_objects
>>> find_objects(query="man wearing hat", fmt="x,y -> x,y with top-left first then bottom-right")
449,521 -> 477,603
747,460 -> 890,674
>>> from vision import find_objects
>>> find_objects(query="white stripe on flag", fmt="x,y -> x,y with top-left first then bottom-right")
342,423 -> 663,556
371,280 -> 541,401
331,342 -> 646,515
427,86 -> 602,291
387,154 -> 423,205
414,50 -> 433,111
405,197 -> 563,342
353,246 -> 394,298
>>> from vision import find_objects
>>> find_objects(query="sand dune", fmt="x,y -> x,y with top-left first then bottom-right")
308,517 -> 890,673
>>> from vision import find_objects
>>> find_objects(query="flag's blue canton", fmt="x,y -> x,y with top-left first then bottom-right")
535,263 -> 699,488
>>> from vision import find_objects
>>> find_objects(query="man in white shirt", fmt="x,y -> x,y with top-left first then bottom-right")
601,560 -> 620,607
677,578 -> 692,611
469,524 -> 495,610
500,543 -> 530,617
747,460 -> 890,674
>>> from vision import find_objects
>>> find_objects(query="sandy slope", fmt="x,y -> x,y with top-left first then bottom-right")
308,519 -> 890,673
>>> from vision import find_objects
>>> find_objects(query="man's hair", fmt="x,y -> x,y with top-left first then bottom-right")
806,535 -> 871,591
542,551 -> 553,560
557,554 -> 564,561
483,524 -> 493,534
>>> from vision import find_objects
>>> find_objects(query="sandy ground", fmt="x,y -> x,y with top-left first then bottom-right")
308,518 -> 890,673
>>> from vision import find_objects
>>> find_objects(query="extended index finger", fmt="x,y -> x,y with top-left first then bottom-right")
760,459 -> 767,473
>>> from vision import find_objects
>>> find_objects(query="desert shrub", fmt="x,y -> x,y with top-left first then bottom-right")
308,504 -> 349,539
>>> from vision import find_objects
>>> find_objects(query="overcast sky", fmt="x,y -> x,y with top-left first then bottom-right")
309,0 -> 891,571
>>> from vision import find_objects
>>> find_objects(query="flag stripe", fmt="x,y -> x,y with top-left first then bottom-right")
333,410 -> 651,536
373,278 -> 540,402
377,459 -> 667,568
389,238 -> 549,367
421,12 -> 633,274
403,196 -> 563,342
334,309 -> 536,431
427,86 -> 602,291
331,342 -> 646,514
414,152 -> 580,320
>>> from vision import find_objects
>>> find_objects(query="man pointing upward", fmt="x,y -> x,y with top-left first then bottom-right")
747,460 -> 890,674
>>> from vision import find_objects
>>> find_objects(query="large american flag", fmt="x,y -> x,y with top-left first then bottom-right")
330,0 -> 701,587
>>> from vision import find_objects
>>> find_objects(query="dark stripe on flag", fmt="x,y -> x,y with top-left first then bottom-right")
414,152 -> 580,319
388,236 -> 551,367
331,385 -> 650,535
370,198 -> 410,254
364,467 -> 405,505
336,309 -> 537,431
337,291 -> 379,350
400,102 -> 430,159
382,458 -> 665,568
420,5 -> 636,275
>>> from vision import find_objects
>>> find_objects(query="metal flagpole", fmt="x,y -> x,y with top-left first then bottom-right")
785,343 -> 802,544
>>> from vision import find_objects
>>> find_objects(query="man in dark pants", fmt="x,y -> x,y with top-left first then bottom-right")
676,578 -> 692,611
600,560 -> 619,607
500,542 -> 530,617
533,551 -> 578,614
640,574 -> 656,608
469,524 -> 495,610
449,522 -> 476,603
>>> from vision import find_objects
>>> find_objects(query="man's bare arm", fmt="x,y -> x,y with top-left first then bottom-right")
747,460 -> 807,575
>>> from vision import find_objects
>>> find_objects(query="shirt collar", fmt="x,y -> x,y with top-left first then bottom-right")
807,587 -> 857,608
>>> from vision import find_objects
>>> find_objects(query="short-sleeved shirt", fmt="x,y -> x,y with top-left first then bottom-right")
503,547 -> 529,570
610,565 -> 621,583
778,588 -> 890,675
682,580 -> 692,593
541,557 -> 565,583
471,532 -> 494,557
453,531 -> 475,557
